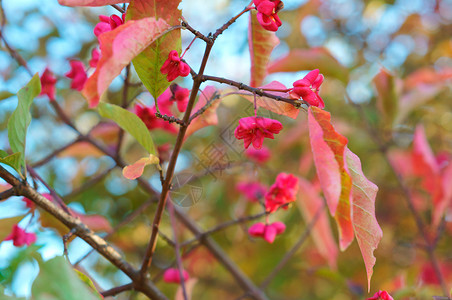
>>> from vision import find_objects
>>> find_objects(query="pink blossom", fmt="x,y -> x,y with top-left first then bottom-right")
40,68 -> 57,101
163,268 -> 190,284
3,224 -> 36,247
245,146 -> 271,164
234,116 -> 283,150
248,222 -> 286,243
160,50 -> 190,82
65,60 -> 87,91
236,182 -> 267,202
290,69 -> 325,108
89,48 -> 100,68
93,14 -> 125,37
253,0 -> 283,32
367,290 -> 394,300
134,103 -> 177,134
169,83 -> 190,112
265,173 -> 298,212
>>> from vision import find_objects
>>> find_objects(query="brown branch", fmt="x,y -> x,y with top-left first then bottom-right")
181,18 -> 211,44
101,283 -> 133,298
139,41 -> 215,278
155,111 -> 185,125
0,165 -> 167,300
202,75 -> 301,107
212,4 -> 253,40
0,187 -> 16,201
110,4 -> 125,14
188,91 -> 221,123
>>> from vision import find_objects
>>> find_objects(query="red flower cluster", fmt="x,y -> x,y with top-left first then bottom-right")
367,290 -> 394,300
265,173 -> 299,212
40,68 -> 57,101
290,69 -> 325,108
248,222 -> 286,243
94,14 -> 125,37
160,50 -> 190,82
234,116 -> 283,150
4,224 -> 36,247
22,197 -> 35,210
163,268 -> 190,284
236,181 -> 267,202
253,0 -> 283,31
65,60 -> 87,91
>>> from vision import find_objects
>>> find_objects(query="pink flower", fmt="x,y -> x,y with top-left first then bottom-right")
163,268 -> 190,284
22,197 -> 35,210
234,116 -> 283,150
160,50 -> 190,82
265,173 -> 298,212
248,222 -> 286,243
65,60 -> 87,91
245,146 -> 271,164
134,103 -> 178,134
253,0 -> 283,32
236,182 -> 267,202
89,48 -> 100,68
290,69 -> 325,108
367,290 -> 394,300
3,224 -> 36,247
170,84 -> 190,112
93,14 -> 125,37
40,68 -> 57,101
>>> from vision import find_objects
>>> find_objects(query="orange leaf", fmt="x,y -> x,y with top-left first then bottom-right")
267,48 -> 349,83
239,81 -> 299,119
122,154 -> 160,180
82,17 -> 171,107
345,148 -> 382,291
297,178 -> 338,269
185,86 -> 220,138
248,10 -> 279,87
308,106 -> 353,250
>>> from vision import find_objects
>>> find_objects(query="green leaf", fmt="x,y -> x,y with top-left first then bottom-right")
32,256 -> 100,300
0,151 -> 22,174
98,103 -> 156,154
0,91 -> 15,102
74,270 -> 103,300
7,73 -> 41,171
126,0 -> 182,99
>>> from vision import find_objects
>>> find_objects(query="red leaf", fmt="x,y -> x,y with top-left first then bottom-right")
82,17 -> 171,107
345,148 -> 382,291
248,10 -> 279,87
57,141 -> 105,159
412,125 -> 444,226
267,48 -> 349,83
58,0 -> 128,6
372,68 -> 399,124
297,178 -> 338,269
72,211 -> 113,233
185,86 -> 220,138
308,106 -> 353,250
123,155 -> 160,180
239,81 -> 299,119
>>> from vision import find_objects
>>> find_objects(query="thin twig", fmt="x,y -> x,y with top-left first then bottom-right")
101,283 -> 133,298
212,4 -> 253,40
181,17 -> 211,44
31,137 -> 83,168
0,187 -> 16,201
110,4 -> 125,14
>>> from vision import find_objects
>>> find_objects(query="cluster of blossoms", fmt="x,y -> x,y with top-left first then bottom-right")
3,225 -> 36,247
160,50 -> 190,82
234,116 -> 283,150
93,13 -> 125,37
367,290 -> 394,300
253,0 -> 283,32
248,222 -> 286,243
